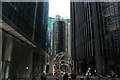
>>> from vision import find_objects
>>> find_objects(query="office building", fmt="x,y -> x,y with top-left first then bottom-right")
47,17 -> 55,55
52,15 -> 66,55
100,2 -> 120,75
71,2 -> 120,75
1,2 -> 49,79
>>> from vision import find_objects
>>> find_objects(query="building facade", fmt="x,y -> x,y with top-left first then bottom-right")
65,23 -> 71,57
1,2 -> 48,79
71,2 -> 120,75
47,17 -> 55,55
100,2 -> 120,75
52,16 -> 66,55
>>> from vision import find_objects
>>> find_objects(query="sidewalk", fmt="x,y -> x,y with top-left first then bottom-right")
45,75 -> 120,80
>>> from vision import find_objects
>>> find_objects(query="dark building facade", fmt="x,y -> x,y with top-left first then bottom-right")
1,2 -> 48,79
100,2 -> 120,75
71,2 -> 120,75
52,16 -> 66,55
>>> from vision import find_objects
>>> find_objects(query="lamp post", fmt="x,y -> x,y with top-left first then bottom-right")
25,66 -> 29,80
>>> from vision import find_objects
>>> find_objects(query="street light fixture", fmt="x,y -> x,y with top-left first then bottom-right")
26,67 -> 29,70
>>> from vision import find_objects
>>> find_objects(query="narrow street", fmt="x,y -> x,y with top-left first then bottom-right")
1,0 -> 120,80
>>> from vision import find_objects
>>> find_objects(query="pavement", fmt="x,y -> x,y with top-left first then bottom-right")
35,75 -> 120,80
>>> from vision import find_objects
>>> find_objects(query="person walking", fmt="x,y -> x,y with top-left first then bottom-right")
86,75 -> 90,80
55,71 -> 60,80
56,75 -> 60,80
111,70 -> 115,80
70,72 -> 77,80
63,72 -> 69,80
98,74 -> 102,80
85,70 -> 91,80
41,72 -> 47,80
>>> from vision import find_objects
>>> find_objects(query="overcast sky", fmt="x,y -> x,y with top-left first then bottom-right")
48,0 -> 70,19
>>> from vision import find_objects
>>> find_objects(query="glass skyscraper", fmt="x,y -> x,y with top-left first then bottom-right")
100,2 -> 120,75
53,20 -> 66,55
71,2 -> 120,75
1,2 -> 49,79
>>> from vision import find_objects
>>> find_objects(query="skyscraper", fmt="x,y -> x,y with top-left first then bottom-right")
47,17 -> 55,55
100,2 -> 120,75
71,2 -> 120,75
1,2 -> 49,79
52,15 -> 66,55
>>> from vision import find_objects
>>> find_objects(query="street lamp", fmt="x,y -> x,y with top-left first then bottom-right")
88,68 -> 91,70
26,67 -> 29,70
25,66 -> 29,80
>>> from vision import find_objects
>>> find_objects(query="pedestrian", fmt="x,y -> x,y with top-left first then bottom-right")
115,75 -> 119,80
107,75 -> 111,80
98,74 -> 102,80
85,70 -> 91,80
55,71 -> 60,80
41,72 -> 47,80
111,70 -> 115,80
86,75 -> 90,80
63,72 -> 69,80
70,72 -> 77,80
56,75 -> 60,80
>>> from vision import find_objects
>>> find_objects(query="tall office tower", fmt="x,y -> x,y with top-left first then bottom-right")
1,2 -> 49,79
50,17 -> 71,56
71,2 -> 120,75
52,15 -> 66,55
100,2 -> 120,75
71,2 -> 105,75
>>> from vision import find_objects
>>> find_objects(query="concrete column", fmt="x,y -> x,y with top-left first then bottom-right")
3,33 -> 13,79
49,57 -> 54,75
0,29 -> 2,80
44,65 -> 46,73
0,2 -> 2,78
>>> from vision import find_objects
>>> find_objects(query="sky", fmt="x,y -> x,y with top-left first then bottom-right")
49,0 -> 70,19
